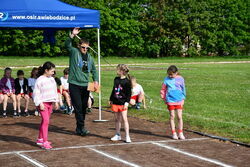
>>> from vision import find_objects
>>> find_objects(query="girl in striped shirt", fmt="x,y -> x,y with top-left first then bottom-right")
33,61 -> 59,149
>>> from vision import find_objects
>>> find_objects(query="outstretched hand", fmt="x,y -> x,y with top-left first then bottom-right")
70,27 -> 81,38
72,27 -> 80,35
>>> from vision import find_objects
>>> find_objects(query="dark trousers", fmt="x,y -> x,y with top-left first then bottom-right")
69,83 -> 89,132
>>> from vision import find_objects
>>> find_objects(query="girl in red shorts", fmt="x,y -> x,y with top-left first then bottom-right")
160,65 -> 186,140
109,64 -> 132,143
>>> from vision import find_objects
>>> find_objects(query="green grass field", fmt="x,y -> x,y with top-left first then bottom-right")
0,56 -> 249,144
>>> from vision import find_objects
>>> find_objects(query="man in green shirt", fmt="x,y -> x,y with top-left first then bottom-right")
65,27 -> 99,136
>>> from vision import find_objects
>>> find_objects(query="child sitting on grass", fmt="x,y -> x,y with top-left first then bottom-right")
130,76 -> 146,109
15,70 -> 30,117
0,67 -> 17,118
160,65 -> 186,140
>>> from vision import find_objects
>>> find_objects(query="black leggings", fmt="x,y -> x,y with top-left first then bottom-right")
69,83 -> 89,131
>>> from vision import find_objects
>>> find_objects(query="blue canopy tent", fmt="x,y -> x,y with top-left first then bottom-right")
0,0 -> 100,28
0,0 -> 106,121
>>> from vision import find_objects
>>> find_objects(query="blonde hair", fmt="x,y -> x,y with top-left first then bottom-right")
117,64 -> 130,79
130,76 -> 136,81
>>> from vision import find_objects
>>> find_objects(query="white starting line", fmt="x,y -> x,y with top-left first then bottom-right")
0,137 -> 234,167
152,142 -> 234,167
89,147 -> 141,167
0,137 -> 208,155
15,152 -> 47,167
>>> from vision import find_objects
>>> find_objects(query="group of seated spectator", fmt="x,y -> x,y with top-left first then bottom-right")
0,67 -> 76,118
0,65 -> 146,118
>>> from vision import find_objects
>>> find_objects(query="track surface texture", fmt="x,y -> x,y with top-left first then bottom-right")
0,104 -> 249,167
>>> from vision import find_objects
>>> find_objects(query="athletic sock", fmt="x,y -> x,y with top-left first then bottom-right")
178,129 -> 183,133
172,130 -> 176,134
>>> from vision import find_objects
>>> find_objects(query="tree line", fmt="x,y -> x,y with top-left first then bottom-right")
0,0 -> 249,57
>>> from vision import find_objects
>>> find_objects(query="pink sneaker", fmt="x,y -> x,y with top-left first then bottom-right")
41,141 -> 52,150
36,139 -> 52,146
36,139 -> 43,145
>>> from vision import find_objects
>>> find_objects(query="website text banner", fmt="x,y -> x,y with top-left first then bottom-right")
0,11 -> 100,28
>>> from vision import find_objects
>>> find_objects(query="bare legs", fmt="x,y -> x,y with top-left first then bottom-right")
62,91 -> 71,107
16,94 -> 30,112
169,109 -> 184,139
3,94 -> 16,111
114,110 -> 130,138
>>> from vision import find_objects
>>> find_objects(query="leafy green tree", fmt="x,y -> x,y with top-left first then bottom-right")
0,0 -> 249,57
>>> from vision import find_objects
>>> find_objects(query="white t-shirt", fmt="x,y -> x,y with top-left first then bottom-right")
60,76 -> 69,90
28,78 -> 37,91
6,78 -> 12,93
132,83 -> 144,96
19,79 -> 24,93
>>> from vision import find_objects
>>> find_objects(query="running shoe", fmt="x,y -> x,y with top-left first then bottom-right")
34,110 -> 39,116
111,134 -> 122,141
86,108 -> 92,114
125,136 -> 131,143
172,133 -> 178,140
13,111 -> 18,117
76,129 -> 90,136
178,132 -> 186,140
60,105 -> 66,111
135,103 -> 141,109
24,111 -> 29,117
17,112 -> 21,117
67,106 -> 73,115
41,141 -> 52,150
2,111 -> 7,118
36,139 -> 52,146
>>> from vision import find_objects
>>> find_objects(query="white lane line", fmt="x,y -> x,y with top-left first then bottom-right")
0,138 -> 209,155
53,137 -> 208,151
15,152 -> 47,167
0,149 -> 43,155
89,147 -> 141,167
152,142 -> 234,167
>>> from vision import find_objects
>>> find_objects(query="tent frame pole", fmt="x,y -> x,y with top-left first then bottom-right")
93,28 -> 108,122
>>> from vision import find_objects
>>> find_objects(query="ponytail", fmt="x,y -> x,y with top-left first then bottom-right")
117,64 -> 130,79
37,61 -> 55,77
127,74 -> 131,81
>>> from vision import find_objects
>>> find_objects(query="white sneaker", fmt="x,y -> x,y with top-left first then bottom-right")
34,110 -> 39,116
125,136 -> 131,143
111,134 -> 121,141
178,132 -> 186,140
172,133 -> 178,140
